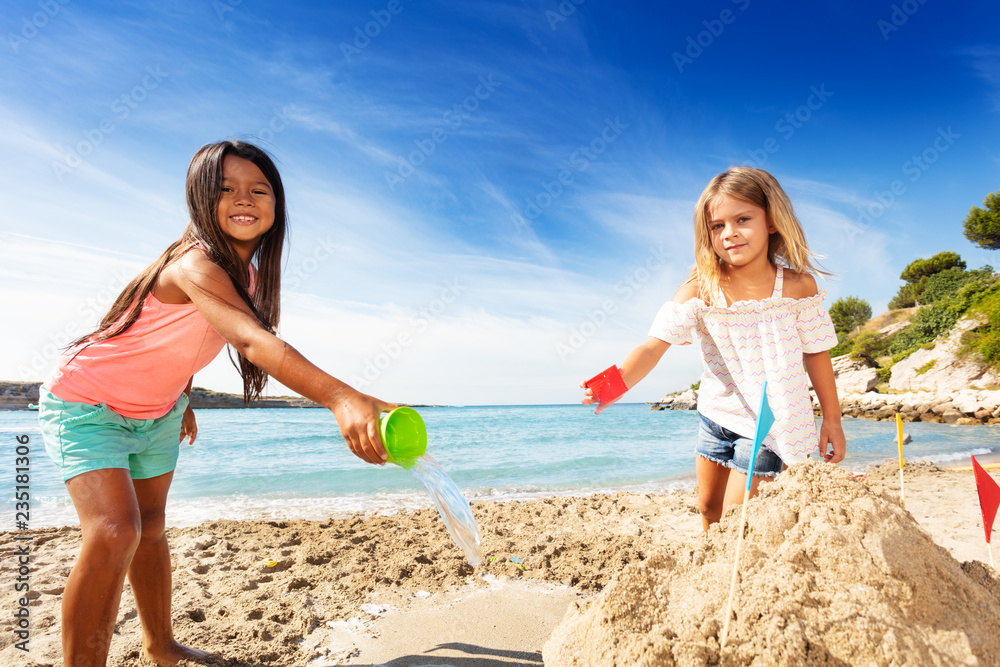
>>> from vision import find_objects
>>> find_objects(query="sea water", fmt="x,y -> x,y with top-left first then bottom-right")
2,403 -> 998,531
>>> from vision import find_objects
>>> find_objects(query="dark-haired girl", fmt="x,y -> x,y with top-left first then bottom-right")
39,141 -> 395,666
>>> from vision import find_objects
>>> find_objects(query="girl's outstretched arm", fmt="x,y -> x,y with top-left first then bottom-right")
167,249 -> 395,464
581,280 -> 694,412
804,351 -> 846,463
620,337 -> 672,389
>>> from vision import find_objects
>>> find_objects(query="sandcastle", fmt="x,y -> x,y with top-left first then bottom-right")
544,460 -> 1000,666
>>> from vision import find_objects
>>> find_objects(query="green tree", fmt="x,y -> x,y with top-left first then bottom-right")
963,191 -> 1000,250
849,331 -> 887,364
890,251 -> 966,308
829,296 -> 872,335
899,251 -> 966,284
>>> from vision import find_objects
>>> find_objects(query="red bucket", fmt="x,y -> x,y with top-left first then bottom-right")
585,365 -> 627,406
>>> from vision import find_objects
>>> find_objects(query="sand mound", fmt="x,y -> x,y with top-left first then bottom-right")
543,460 -> 1000,666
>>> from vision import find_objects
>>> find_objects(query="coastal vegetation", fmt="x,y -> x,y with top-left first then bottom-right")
830,259 -> 999,390
828,187 -> 1000,391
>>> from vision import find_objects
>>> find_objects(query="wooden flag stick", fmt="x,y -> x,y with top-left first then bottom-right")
720,489 -> 750,649
896,414 -> 906,508
972,455 -> 1000,570
718,381 -> 774,653
719,380 -> 774,651
972,456 -> 1000,570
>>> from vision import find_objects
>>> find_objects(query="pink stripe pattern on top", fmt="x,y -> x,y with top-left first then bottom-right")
647,266 -> 837,464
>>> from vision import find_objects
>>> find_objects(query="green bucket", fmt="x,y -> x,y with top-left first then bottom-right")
379,407 -> 427,469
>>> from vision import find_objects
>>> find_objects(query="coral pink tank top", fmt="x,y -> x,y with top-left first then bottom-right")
46,260 -> 255,419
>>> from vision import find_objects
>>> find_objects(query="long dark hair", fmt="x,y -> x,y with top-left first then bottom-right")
70,140 -> 287,403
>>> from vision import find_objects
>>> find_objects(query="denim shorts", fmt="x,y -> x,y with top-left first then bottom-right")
696,413 -> 783,478
38,388 -> 189,482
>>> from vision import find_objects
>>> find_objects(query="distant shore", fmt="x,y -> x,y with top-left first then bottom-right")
0,381 -> 322,410
649,387 -> 1000,425
0,381 -> 451,411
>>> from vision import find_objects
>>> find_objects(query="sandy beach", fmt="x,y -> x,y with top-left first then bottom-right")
2,461 -> 998,666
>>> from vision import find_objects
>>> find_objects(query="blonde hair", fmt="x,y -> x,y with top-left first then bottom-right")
690,166 -> 828,304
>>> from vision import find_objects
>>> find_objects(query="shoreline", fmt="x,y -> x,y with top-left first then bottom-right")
651,390 -> 1000,425
1,463 -> 997,665
12,447 -> 1000,532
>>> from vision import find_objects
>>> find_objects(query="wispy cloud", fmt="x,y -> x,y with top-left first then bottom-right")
960,45 -> 1000,101
3,0 -> 998,404
283,105 -> 399,165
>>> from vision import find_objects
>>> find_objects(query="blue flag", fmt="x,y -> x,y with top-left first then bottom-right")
745,380 -> 775,492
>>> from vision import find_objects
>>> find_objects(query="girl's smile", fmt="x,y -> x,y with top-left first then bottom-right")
217,155 -> 275,261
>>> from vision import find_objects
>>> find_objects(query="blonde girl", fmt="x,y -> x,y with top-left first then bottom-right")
582,166 -> 845,530
39,141 -> 395,666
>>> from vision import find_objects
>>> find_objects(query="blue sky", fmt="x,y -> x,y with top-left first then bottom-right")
2,0 -> 999,406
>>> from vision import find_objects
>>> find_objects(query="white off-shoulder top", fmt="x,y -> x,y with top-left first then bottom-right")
648,266 -> 838,464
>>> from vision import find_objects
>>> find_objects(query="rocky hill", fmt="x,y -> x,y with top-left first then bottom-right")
185,386 -> 322,409
651,312 -> 1000,425
835,314 -> 1000,424
0,382 -> 41,410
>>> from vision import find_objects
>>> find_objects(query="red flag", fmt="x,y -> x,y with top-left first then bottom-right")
972,456 -> 1000,544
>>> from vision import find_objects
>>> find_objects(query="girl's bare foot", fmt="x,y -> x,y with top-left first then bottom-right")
142,640 -> 217,666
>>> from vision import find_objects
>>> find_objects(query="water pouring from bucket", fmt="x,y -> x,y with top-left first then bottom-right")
379,407 -> 483,566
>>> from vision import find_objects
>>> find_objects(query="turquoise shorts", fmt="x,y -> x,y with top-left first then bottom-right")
38,388 -> 189,482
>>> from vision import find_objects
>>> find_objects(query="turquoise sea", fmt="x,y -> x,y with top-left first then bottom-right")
2,404 -> 998,531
